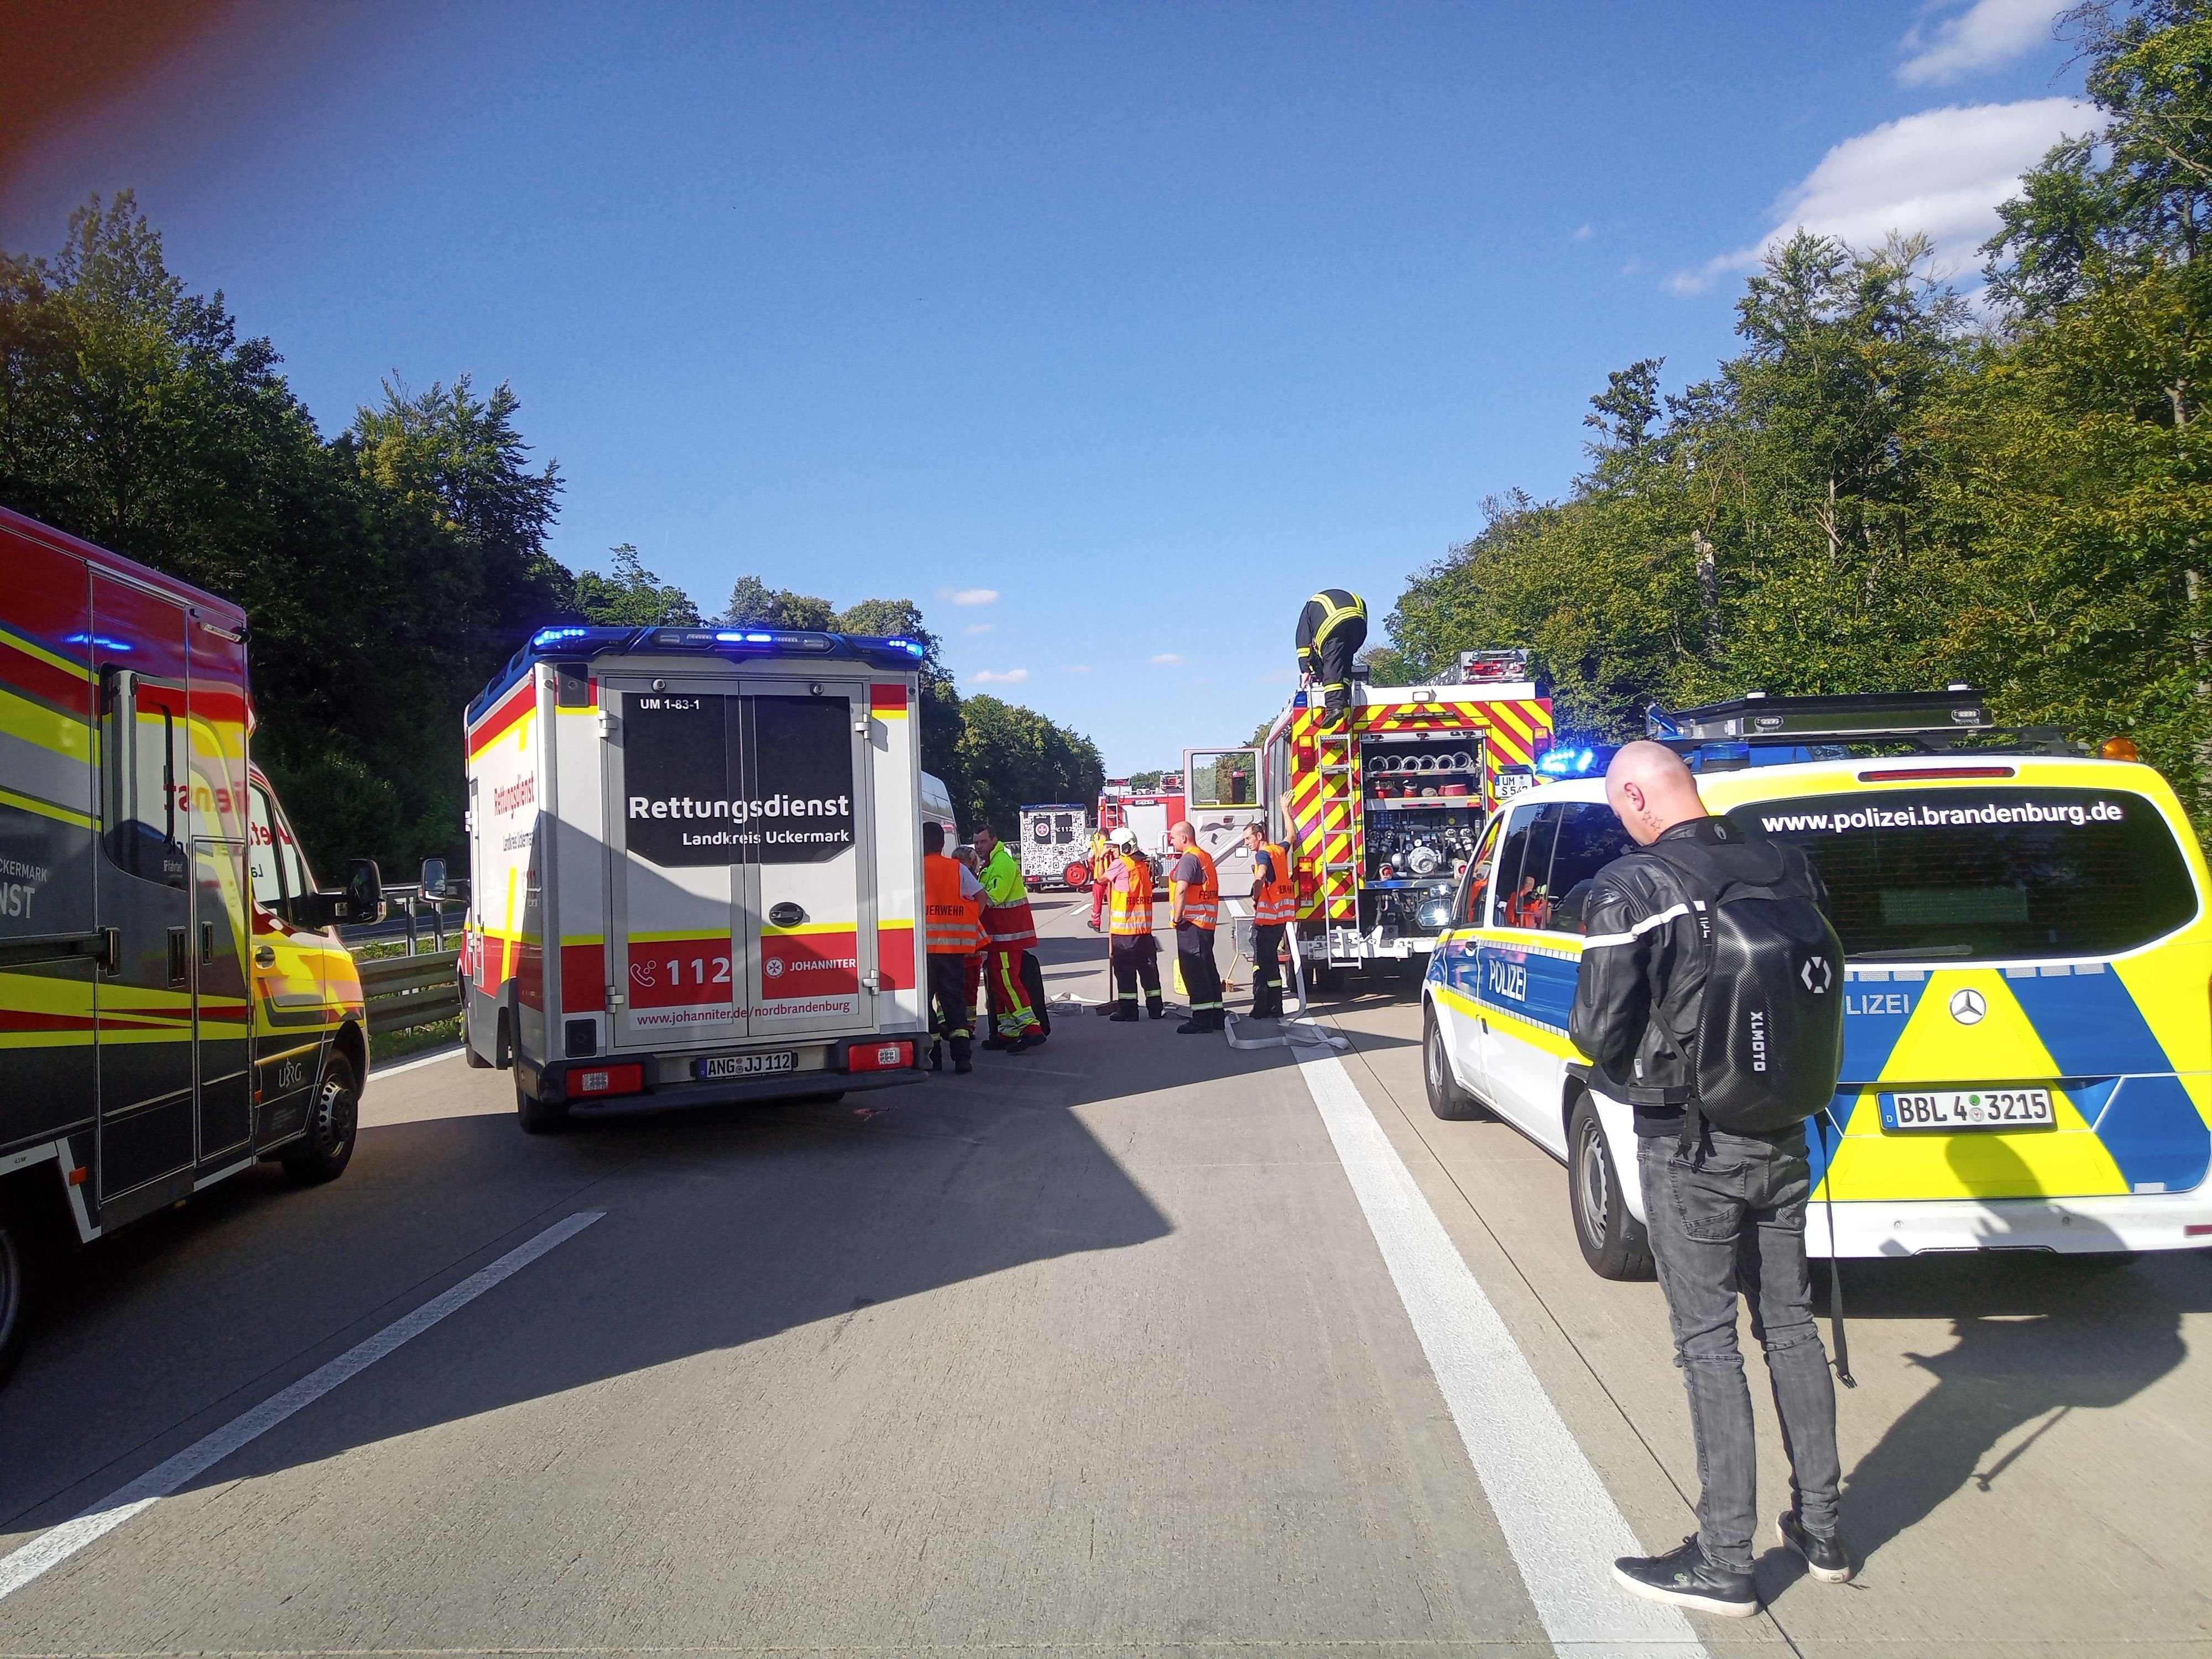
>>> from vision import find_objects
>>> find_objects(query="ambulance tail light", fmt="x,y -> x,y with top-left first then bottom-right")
849,1041 -> 913,1072
570,1064 -> 643,1098
2099,736 -> 2140,760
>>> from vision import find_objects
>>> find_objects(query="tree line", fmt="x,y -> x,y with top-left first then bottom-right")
1371,0 -> 2211,828
0,194 -> 1099,870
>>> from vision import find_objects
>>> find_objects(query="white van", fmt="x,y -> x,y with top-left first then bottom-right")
462,624 -> 932,1130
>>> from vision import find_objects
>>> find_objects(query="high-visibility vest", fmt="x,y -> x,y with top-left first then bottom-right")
1089,834 -> 1113,880
924,853 -> 985,955
1172,844 -> 1219,931
1108,855 -> 1155,937
979,843 -> 1038,950
1253,841 -> 1296,925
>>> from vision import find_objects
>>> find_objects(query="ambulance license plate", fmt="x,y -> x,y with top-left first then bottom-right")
1881,1088 -> 2054,1131
697,1051 -> 796,1080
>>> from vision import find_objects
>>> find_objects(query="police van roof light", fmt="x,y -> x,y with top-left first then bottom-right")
1537,745 -> 1598,778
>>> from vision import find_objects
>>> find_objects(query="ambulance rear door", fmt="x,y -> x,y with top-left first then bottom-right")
604,674 -> 874,1055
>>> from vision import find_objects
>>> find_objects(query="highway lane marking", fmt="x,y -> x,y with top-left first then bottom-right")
1293,1046 -> 1706,1658
0,1211 -> 605,1604
372,1045 -> 466,1078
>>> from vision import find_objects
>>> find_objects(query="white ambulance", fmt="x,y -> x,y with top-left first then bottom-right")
461,624 -> 932,1131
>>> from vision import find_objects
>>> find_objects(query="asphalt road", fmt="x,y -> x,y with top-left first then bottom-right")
2,892 -> 2208,1657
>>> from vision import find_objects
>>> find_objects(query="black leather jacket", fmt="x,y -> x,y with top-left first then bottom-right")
1567,816 -> 1829,1129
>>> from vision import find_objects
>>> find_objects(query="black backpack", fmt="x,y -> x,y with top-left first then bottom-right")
1644,832 -> 1845,1137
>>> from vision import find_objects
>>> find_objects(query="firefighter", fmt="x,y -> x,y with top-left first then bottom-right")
1166,820 -> 1223,1033
1295,589 -> 1367,726
1243,820 -> 1296,1019
921,820 -> 985,1073
972,823 -> 1045,1052
1087,825 -> 1113,931
1104,827 -> 1164,1021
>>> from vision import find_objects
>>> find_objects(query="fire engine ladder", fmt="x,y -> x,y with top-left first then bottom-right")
1313,724 -> 1364,963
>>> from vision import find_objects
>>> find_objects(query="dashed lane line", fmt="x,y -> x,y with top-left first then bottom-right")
1291,1044 -> 1706,1658
0,1211 -> 605,1604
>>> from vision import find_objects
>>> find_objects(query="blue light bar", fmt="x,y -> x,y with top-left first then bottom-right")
1537,745 -> 1599,778
531,624 -> 628,651
713,630 -> 775,645
886,637 -> 926,658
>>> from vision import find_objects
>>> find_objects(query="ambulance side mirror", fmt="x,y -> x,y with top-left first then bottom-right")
420,857 -> 448,899
340,858 -> 384,925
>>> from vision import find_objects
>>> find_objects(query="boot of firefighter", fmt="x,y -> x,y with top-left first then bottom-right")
928,1041 -> 942,1071
1146,995 -> 1165,1020
950,1034 -> 973,1073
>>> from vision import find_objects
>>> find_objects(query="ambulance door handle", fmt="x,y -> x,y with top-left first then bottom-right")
255,944 -> 276,969
862,972 -> 883,992
201,922 -> 215,963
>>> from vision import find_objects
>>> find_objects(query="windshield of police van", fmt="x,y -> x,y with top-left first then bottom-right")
1733,786 -> 2198,962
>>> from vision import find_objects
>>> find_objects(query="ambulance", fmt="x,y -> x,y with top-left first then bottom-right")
1422,688 -> 2212,1275
0,507 -> 380,1380
1019,804 -> 1093,889
461,623 -> 932,1130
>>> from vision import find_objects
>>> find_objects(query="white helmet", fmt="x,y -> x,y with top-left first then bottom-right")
1110,827 -> 1138,849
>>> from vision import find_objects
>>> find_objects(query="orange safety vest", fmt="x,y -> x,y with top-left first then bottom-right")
924,853 -> 985,955
1108,854 -> 1155,937
1172,843 -> 1219,931
1253,841 -> 1296,925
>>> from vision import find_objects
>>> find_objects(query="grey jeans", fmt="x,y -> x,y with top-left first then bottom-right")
1638,1125 -> 1841,1571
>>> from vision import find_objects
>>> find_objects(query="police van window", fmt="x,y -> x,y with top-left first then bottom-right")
101,672 -> 186,888
1542,804 -> 1635,933
1730,787 -> 2198,961
1456,817 -> 1503,926
1491,802 -> 1558,930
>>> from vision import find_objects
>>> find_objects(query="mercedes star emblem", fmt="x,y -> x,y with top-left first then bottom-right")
1949,987 -> 1987,1025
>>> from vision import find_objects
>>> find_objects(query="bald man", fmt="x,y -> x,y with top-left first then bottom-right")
1570,740 -> 1849,1617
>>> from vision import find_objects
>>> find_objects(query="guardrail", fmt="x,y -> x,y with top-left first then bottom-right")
361,947 -> 463,1038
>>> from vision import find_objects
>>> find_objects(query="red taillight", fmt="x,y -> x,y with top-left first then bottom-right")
571,1063 -> 643,1098
2185,1224 -> 2212,1238
1856,766 -> 2017,782
849,1041 -> 911,1072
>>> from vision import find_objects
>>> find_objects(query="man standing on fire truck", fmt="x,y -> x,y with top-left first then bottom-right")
1296,589 -> 1367,726
972,823 -> 1045,1053
1166,820 -> 1223,1033
1243,821 -> 1295,1019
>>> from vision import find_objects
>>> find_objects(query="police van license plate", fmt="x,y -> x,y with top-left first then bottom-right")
697,1052 -> 796,1080
1881,1088 -> 2054,1131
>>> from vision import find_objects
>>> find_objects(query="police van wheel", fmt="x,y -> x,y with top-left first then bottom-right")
0,1201 -> 29,1387
283,1054 -> 360,1186
1423,1006 -> 1484,1121
1569,1092 -> 1652,1280
515,1072 -> 569,1135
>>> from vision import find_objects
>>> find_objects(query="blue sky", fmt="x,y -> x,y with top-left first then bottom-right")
1,1 -> 2090,773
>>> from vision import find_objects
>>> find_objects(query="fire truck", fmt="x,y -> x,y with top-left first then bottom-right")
1238,651 -> 1553,984
461,623 -> 933,1130
1095,780 -> 1185,873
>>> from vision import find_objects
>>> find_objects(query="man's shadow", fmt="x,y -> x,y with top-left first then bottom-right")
1798,1131 -> 2202,1574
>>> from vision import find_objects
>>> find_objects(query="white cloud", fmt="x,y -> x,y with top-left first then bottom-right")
937,586 -> 999,606
1572,223 -> 1593,241
964,623 -> 992,634
1150,653 -> 1183,665
1900,0 -> 2061,86
1677,97 -> 2095,291
969,668 -> 1029,685
1064,664 -> 1091,674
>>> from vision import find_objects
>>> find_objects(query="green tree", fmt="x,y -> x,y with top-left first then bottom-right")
954,696 -> 1104,836
570,544 -> 700,625
722,575 -> 835,629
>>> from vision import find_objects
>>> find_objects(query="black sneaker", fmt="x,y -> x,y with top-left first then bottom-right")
1006,1032 -> 1045,1053
1777,1511 -> 1854,1584
980,1036 -> 1010,1051
1611,1536 -> 1759,1619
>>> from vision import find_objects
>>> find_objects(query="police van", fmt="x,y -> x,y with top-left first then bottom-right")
1422,689 -> 2212,1276
0,507 -> 381,1380
461,623 -> 933,1130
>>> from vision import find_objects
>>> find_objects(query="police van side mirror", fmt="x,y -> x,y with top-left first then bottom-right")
420,857 -> 447,899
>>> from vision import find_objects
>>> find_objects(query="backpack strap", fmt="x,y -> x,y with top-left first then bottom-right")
1639,840 -> 1719,1164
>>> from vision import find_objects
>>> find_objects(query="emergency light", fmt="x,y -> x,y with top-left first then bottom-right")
1537,745 -> 1600,778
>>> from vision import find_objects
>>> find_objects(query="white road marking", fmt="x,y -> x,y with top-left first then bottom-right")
372,1045 -> 466,1078
1293,1047 -> 1706,1658
0,1211 -> 604,1603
